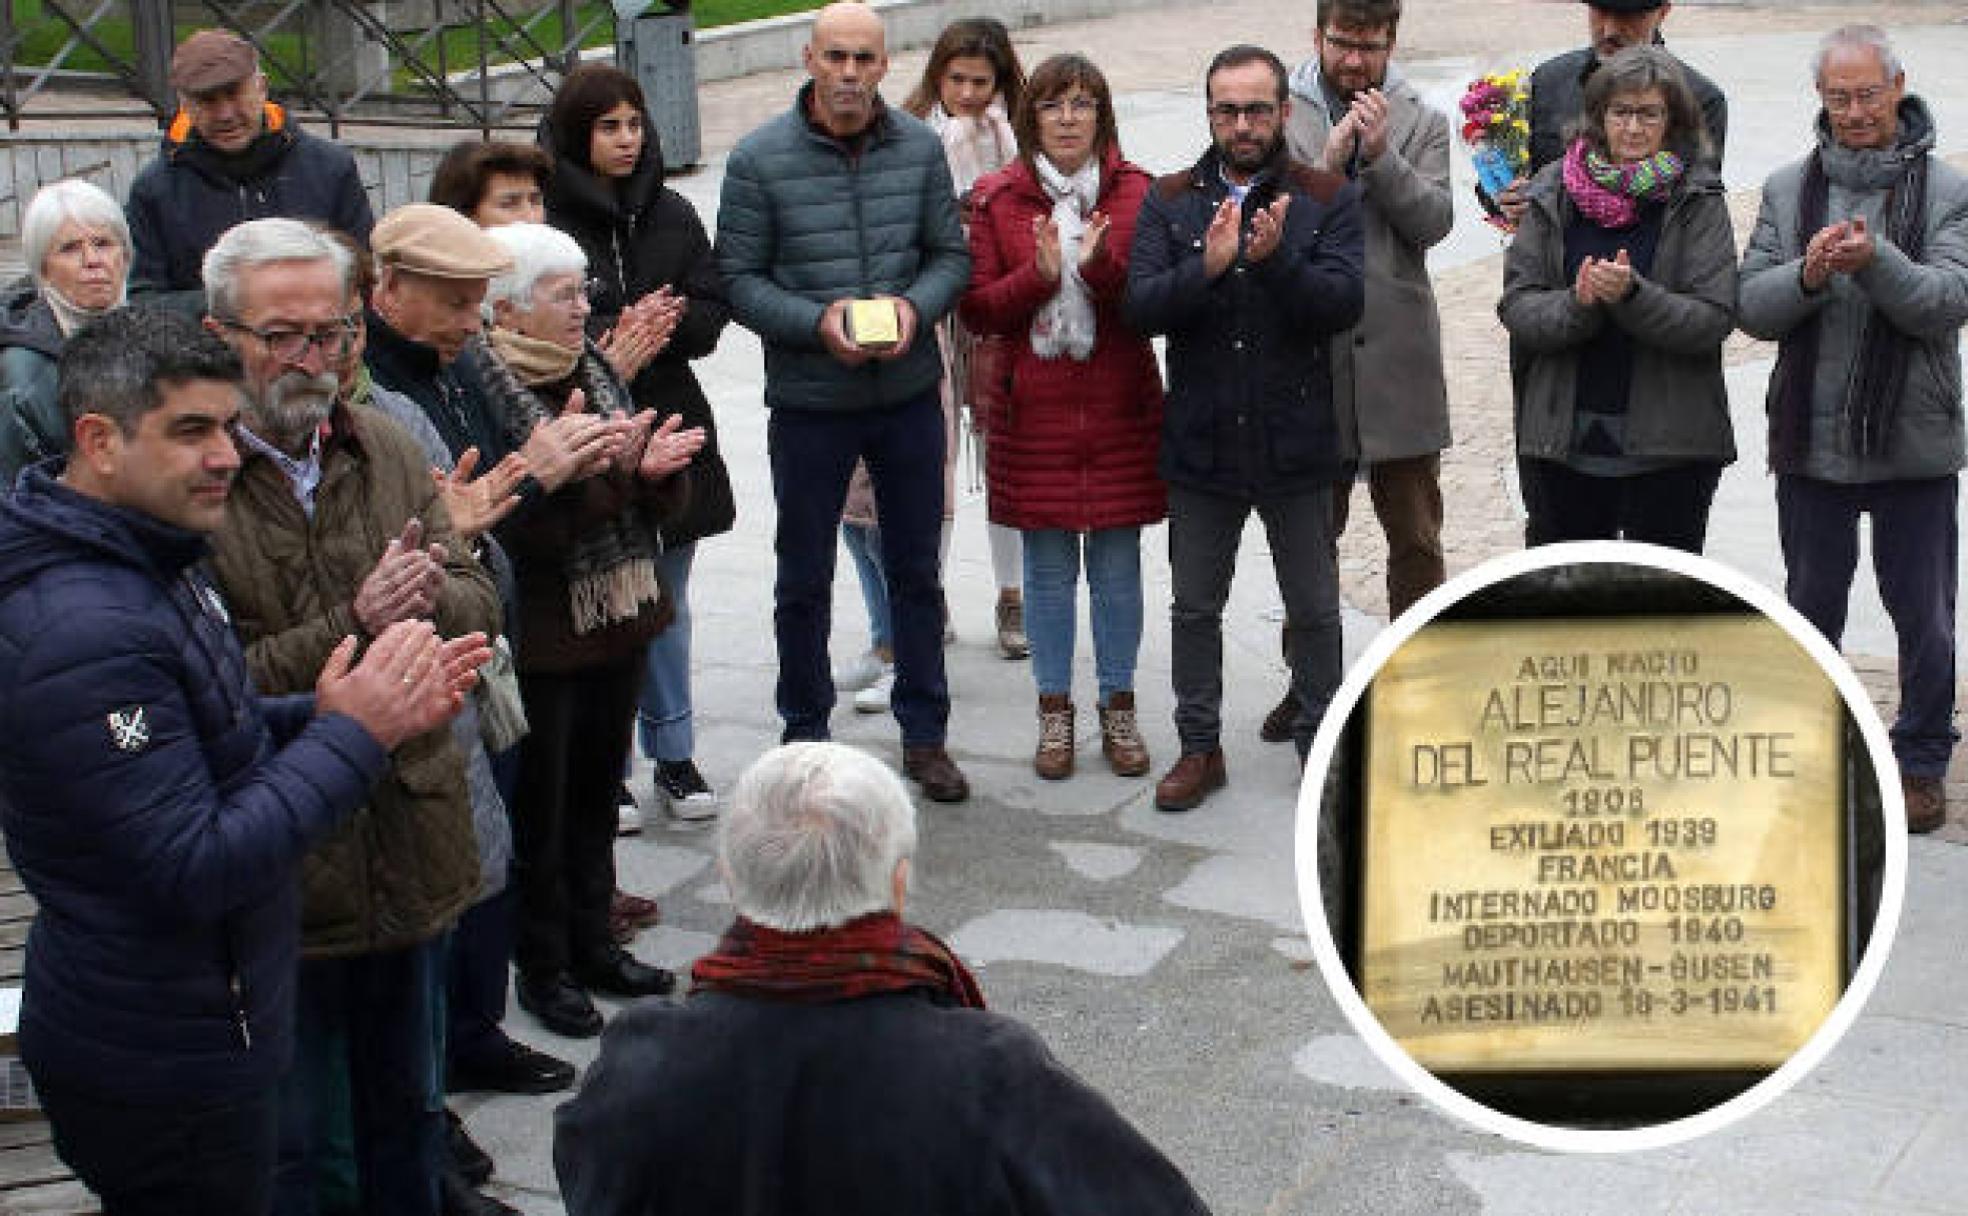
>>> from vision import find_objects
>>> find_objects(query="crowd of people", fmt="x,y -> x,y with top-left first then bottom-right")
0,0 -> 1959,1211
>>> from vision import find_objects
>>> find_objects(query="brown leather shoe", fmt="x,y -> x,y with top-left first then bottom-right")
996,592 -> 1030,659
1905,773 -> 1947,834
1035,695 -> 1075,780
903,746 -> 971,803
1259,689 -> 1298,744
608,889 -> 662,943
1155,748 -> 1226,812
1099,691 -> 1151,777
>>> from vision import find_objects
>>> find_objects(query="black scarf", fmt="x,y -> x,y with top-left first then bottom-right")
1768,141 -> 1929,471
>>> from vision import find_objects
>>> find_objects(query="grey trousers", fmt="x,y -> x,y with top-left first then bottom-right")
1168,482 -> 1342,755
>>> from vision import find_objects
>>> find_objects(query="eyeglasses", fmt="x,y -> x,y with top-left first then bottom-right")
218,316 -> 360,363
1208,100 -> 1279,124
1606,104 -> 1669,128
1322,31 -> 1392,57
1820,85 -> 1888,113
1036,96 -> 1099,121
536,278 -> 599,308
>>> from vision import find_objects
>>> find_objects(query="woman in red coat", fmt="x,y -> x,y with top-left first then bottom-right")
960,54 -> 1165,782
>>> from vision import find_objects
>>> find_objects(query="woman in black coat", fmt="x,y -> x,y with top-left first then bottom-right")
544,64 -> 734,818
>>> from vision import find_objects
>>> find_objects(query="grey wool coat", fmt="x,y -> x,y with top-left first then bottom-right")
1284,62 -> 1453,463
1499,159 -> 1738,464
1737,97 -> 1968,484
715,85 -> 971,413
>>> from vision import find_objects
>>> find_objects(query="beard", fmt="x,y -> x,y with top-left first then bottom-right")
250,371 -> 338,450
1219,130 -> 1283,176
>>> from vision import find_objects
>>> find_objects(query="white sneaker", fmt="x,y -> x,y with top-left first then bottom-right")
616,785 -> 642,836
853,667 -> 894,714
833,650 -> 888,691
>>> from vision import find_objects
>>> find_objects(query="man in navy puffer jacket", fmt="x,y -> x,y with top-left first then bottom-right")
0,309 -> 484,1216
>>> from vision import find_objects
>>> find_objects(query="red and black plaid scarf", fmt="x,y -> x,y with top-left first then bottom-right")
690,912 -> 987,1009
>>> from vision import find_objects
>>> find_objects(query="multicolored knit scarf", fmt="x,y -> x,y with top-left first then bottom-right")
691,912 -> 987,1009
1562,138 -> 1685,229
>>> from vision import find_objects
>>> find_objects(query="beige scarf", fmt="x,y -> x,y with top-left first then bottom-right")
489,326 -> 582,387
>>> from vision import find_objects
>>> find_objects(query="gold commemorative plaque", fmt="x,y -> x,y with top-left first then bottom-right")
1360,616 -> 1845,1074
845,298 -> 900,351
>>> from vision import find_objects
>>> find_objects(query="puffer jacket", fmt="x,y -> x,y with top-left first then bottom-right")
207,403 -> 499,957
1284,60 -> 1454,463
1126,145 -> 1365,497
1738,97 -> 1968,483
125,104 -> 375,315
716,84 -> 971,412
0,279 -> 64,492
959,148 -> 1164,532
1500,159 -> 1738,463
0,465 -> 386,1104
543,120 -> 735,548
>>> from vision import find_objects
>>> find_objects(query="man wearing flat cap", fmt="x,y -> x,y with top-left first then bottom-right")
125,27 -> 374,315
1491,0 -> 1726,227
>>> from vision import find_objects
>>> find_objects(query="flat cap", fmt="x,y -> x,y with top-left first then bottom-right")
171,29 -> 257,94
1583,0 -> 1668,10
371,204 -> 515,280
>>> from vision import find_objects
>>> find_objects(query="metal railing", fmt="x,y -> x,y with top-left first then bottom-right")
0,0 -> 615,134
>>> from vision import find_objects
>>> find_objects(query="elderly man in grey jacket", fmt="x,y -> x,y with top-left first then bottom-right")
716,2 -> 972,802
1739,24 -> 1968,835
1262,0 -> 1452,741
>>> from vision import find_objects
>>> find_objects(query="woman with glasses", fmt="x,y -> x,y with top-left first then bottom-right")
542,64 -> 732,822
478,221 -> 704,1039
0,179 -> 131,491
1499,45 -> 1737,550
961,54 -> 1163,780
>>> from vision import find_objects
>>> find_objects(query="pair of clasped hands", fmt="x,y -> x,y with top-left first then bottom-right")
1801,214 -> 1878,291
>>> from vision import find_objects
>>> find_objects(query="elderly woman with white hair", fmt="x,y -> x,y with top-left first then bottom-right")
555,740 -> 1214,1215
477,220 -> 708,1038
0,178 -> 131,490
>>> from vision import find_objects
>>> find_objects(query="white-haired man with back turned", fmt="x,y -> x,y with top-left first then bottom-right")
554,741 -> 1213,1215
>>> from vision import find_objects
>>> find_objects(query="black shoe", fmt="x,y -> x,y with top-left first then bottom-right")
446,1109 -> 494,1187
441,1170 -> 519,1216
448,1035 -> 577,1095
516,971 -> 604,1038
573,947 -> 677,998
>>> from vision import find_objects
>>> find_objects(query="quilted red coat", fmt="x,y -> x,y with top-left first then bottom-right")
960,148 -> 1165,533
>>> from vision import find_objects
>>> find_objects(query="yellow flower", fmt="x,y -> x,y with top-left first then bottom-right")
1512,119 -> 1529,132
1490,113 -> 1506,125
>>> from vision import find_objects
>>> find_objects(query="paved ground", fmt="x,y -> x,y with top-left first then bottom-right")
435,4 -> 1968,1214
17,2 -> 1968,1212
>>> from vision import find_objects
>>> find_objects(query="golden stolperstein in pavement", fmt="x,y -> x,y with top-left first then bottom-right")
1360,616 -> 1845,1075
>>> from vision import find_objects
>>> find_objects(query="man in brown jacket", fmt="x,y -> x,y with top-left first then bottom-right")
201,217 -> 503,1216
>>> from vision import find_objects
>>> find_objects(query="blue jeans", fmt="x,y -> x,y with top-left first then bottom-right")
636,543 -> 699,762
1778,472 -> 1960,777
1023,527 -> 1143,702
274,938 -> 446,1216
841,521 -> 892,651
39,1080 -> 276,1216
768,390 -> 949,746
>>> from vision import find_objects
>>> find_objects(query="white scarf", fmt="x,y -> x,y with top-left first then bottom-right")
1030,155 -> 1100,362
40,279 -> 124,337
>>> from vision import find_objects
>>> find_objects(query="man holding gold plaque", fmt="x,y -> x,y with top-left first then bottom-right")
717,2 -> 973,802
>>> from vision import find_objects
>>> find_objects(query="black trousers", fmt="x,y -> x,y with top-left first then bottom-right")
39,1079 -> 276,1216
1519,458 -> 1722,552
512,655 -> 643,980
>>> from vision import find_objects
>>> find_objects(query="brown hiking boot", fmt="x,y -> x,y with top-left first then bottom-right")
903,746 -> 970,803
996,591 -> 1030,659
1155,748 -> 1226,812
1905,773 -> 1947,834
1035,694 -> 1075,780
1099,691 -> 1151,777
1259,688 -> 1298,744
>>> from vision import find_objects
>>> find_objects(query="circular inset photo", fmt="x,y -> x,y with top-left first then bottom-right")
1296,543 -> 1904,1150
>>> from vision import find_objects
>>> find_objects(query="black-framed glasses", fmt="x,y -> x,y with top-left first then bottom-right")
1322,30 -> 1393,57
1036,96 -> 1100,121
1208,100 -> 1279,124
218,316 -> 360,363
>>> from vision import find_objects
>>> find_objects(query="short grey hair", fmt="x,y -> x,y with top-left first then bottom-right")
202,218 -> 354,321
719,743 -> 918,933
1813,24 -> 1903,85
484,222 -> 587,312
22,179 -> 130,289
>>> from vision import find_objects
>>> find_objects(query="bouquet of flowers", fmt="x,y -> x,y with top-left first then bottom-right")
1459,69 -> 1531,228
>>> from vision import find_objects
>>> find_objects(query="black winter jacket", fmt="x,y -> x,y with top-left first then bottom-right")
1127,146 -> 1366,497
0,466 -> 387,1104
126,105 -> 375,315
0,279 -> 63,492
543,122 -> 735,548
555,989 -> 1213,1215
